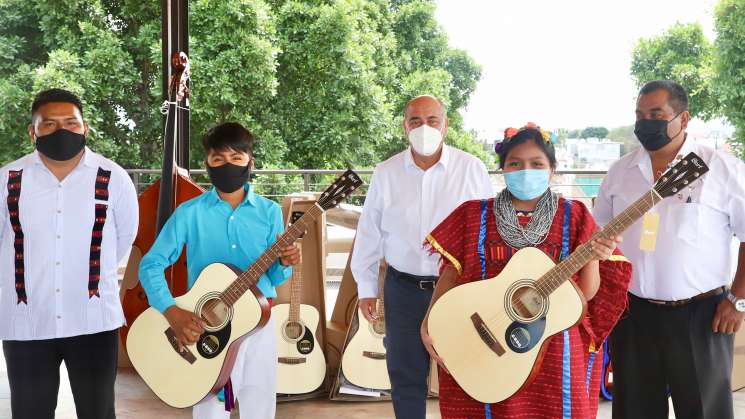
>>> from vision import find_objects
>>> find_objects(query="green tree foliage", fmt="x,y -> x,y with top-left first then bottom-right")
714,0 -> 745,158
0,0 -> 485,169
630,22 -> 719,121
579,126 -> 609,139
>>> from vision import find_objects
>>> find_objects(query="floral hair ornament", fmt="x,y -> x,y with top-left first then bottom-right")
494,122 -> 556,154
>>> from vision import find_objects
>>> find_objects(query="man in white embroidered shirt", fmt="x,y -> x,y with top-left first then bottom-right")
350,94 -> 494,418
0,88 -> 139,419
594,80 -> 745,419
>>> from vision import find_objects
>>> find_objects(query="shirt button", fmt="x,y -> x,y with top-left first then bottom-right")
57,210 -> 62,214
57,235 -> 61,239
229,216 -> 235,221
56,289 -> 60,293
57,184 -> 62,188
231,244 -> 237,249
55,261 -> 60,266
56,315 -> 61,319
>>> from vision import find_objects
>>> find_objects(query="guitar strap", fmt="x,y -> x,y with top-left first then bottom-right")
5,167 -> 111,304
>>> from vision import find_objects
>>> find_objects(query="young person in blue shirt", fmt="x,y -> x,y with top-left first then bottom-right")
138,122 -> 300,419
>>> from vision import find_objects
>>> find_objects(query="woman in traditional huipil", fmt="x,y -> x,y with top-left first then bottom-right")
421,123 -> 632,418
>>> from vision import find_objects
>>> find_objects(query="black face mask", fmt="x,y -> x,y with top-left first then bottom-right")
634,112 -> 683,151
206,162 -> 250,193
35,128 -> 86,161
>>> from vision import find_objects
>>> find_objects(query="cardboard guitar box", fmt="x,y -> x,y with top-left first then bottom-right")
274,193 -> 331,402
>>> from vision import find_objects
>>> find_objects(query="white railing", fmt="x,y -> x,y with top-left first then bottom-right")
125,168 -> 608,207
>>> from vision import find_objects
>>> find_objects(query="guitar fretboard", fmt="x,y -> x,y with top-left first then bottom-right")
220,204 -> 323,307
288,241 -> 303,323
535,191 -> 662,296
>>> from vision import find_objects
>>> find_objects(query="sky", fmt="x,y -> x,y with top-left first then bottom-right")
434,0 -> 724,141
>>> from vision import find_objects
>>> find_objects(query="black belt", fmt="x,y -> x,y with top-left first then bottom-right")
387,266 -> 437,290
632,286 -> 726,307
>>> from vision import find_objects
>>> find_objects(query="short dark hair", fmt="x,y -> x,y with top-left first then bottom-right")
202,122 -> 254,155
498,128 -> 557,169
638,80 -> 689,114
31,88 -> 84,117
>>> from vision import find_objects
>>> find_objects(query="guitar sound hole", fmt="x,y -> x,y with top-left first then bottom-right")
510,285 -> 546,322
371,318 -> 385,336
284,321 -> 304,340
200,297 -> 230,330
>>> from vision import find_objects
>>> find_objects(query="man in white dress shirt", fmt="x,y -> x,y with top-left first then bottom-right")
594,80 -> 745,419
0,88 -> 139,419
351,95 -> 494,418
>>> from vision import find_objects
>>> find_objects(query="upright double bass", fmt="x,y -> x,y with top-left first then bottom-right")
119,52 -> 204,351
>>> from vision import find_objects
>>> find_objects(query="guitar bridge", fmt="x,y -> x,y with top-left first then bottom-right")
278,357 -> 307,365
165,328 -> 196,364
362,351 -> 386,360
471,313 -> 505,356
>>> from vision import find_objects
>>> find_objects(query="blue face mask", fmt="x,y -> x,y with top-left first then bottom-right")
504,169 -> 550,200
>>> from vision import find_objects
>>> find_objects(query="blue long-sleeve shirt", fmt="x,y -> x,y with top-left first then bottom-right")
138,184 -> 292,313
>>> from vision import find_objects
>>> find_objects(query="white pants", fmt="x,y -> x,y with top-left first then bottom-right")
193,316 -> 277,419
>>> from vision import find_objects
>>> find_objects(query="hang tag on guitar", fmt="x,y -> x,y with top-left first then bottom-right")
639,212 -> 660,252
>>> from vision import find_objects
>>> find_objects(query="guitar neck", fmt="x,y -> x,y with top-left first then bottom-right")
373,269 -> 385,330
537,191 -> 662,295
288,242 -> 303,323
220,204 -> 322,307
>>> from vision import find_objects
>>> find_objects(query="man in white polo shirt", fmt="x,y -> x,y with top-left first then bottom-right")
351,94 -> 494,419
594,80 -> 745,419
0,88 -> 138,419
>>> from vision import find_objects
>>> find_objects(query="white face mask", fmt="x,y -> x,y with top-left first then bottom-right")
408,124 -> 443,156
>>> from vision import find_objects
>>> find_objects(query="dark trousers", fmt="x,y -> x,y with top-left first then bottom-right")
384,266 -> 435,419
610,292 -> 734,419
2,328 -> 118,419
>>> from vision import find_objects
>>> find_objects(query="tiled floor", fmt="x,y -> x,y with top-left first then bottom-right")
2,359 -> 745,419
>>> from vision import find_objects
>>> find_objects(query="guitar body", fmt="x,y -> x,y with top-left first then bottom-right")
428,247 -> 586,403
341,308 -> 391,390
272,303 -> 327,394
126,263 -> 270,408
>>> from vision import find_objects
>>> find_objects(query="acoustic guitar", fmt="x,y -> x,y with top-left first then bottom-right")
341,271 -> 391,390
272,211 -> 327,395
427,152 -> 708,403
126,170 -> 362,408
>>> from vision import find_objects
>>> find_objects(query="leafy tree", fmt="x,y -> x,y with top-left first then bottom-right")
580,126 -> 609,139
630,22 -> 719,121
0,0 -> 485,170
713,0 -> 745,158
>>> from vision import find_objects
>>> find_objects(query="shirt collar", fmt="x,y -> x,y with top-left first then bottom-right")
403,143 -> 450,171
206,183 -> 256,207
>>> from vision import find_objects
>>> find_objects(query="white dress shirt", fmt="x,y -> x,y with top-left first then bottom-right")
593,139 -> 745,301
351,145 -> 494,298
0,148 -> 138,340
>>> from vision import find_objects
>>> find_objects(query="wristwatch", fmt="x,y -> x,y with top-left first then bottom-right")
727,291 -> 745,312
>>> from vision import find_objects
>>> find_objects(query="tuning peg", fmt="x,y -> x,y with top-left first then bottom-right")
672,188 -> 678,193
682,161 -> 689,165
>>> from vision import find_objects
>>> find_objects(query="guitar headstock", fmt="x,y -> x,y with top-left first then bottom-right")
653,152 -> 709,198
317,169 -> 364,211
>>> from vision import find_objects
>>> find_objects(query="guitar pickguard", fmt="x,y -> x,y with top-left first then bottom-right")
297,326 -> 315,355
196,322 -> 232,359
505,317 -> 546,353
